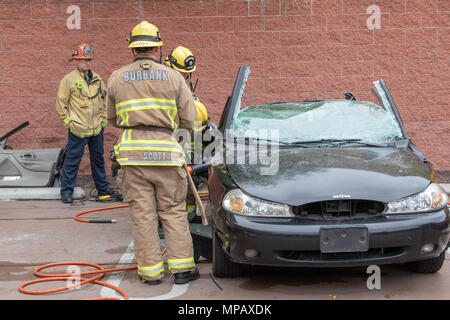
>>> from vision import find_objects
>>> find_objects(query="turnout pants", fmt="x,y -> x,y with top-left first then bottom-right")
119,165 -> 196,281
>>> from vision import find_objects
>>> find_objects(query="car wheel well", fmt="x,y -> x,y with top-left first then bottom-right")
212,225 -> 244,278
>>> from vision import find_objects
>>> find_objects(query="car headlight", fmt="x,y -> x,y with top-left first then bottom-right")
384,183 -> 448,214
222,189 -> 294,217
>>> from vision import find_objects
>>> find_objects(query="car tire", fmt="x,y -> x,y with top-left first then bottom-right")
406,250 -> 446,273
212,226 -> 244,278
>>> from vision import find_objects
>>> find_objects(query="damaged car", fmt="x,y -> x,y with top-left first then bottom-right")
207,65 -> 449,277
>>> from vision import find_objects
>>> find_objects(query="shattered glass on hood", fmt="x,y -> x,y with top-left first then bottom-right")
231,99 -> 403,144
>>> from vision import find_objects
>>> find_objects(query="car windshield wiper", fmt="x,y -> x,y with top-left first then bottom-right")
234,137 -> 290,145
233,137 -> 393,148
345,140 -> 392,147
233,137 -> 315,148
286,139 -> 392,147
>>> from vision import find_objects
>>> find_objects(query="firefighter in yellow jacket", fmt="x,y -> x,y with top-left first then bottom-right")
56,43 -> 114,204
166,46 -> 209,221
106,21 -> 199,285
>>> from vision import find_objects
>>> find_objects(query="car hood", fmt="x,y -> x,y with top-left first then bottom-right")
226,147 -> 431,206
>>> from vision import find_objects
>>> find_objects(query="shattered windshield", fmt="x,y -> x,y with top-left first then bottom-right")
231,99 -> 403,145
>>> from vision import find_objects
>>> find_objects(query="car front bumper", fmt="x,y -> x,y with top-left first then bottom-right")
218,208 -> 450,268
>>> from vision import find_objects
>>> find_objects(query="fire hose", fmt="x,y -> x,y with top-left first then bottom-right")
18,204 -> 166,300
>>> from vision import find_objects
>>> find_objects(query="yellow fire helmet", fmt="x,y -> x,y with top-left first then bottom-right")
194,98 -> 208,131
127,21 -> 163,48
166,46 -> 196,73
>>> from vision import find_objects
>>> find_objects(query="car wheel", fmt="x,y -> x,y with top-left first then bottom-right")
212,225 -> 244,278
406,250 -> 446,273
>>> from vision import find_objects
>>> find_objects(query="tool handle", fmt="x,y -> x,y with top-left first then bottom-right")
89,219 -> 117,224
183,163 -> 208,226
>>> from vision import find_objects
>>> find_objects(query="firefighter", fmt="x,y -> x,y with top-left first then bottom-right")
56,43 -> 115,204
106,21 -> 199,285
166,46 -> 209,221
165,46 -> 196,91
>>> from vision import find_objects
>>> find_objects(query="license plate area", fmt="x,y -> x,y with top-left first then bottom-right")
319,227 -> 369,253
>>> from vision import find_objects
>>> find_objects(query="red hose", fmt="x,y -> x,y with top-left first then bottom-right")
74,204 -> 129,223
19,261 -> 132,300
19,204 -> 166,300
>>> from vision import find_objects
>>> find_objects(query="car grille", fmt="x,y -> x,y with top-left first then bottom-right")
293,200 -> 385,220
277,247 -> 406,262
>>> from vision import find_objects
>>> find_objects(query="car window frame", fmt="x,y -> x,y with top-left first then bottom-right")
372,80 -> 408,140
218,65 -> 251,135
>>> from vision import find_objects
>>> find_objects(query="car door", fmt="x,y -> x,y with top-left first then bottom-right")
0,148 -> 63,187
0,122 -> 63,187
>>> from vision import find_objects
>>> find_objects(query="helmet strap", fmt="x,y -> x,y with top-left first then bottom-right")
168,49 -> 174,68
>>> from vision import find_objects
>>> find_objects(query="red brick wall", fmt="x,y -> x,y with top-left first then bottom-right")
0,0 -> 449,174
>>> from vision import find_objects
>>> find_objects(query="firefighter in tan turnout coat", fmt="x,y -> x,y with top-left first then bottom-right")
56,43 -> 115,204
165,46 -> 209,222
106,21 -> 199,285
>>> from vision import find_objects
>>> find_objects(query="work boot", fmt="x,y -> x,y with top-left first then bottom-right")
174,268 -> 200,284
61,194 -> 73,204
97,188 -> 123,201
140,276 -> 162,286
97,187 -> 114,196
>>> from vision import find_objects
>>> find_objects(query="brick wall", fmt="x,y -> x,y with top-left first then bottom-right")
0,0 -> 448,176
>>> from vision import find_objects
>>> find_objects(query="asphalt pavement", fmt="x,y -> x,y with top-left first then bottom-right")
0,187 -> 449,300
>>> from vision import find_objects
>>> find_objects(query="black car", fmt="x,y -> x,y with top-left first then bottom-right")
206,65 -> 449,277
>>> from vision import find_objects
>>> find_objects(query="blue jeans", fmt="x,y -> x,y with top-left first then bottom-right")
61,129 -> 109,195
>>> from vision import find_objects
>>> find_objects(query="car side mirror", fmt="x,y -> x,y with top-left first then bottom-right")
409,142 -> 428,163
344,92 -> 356,100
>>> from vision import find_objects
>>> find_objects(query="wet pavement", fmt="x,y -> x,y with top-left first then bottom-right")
0,199 -> 449,300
